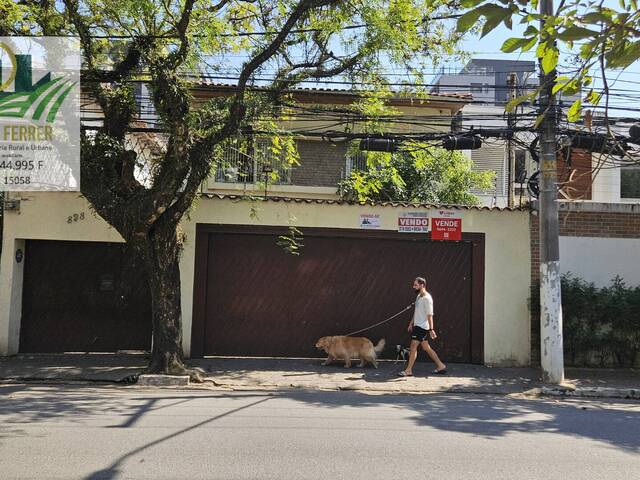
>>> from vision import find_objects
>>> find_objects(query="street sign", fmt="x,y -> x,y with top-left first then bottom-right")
431,210 -> 462,241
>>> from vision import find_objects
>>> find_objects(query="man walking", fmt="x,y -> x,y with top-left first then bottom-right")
399,277 -> 447,377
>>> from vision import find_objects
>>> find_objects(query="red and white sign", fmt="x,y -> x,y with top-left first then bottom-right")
431,210 -> 462,241
397,211 -> 430,233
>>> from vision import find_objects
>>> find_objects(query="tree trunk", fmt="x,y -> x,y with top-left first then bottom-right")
139,222 -> 203,381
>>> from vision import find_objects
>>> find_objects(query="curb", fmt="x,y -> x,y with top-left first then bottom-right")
137,374 -> 190,386
204,379 -> 542,396
542,385 -> 640,400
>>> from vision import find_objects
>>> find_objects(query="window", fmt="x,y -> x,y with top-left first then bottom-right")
515,149 -> 527,183
215,138 -> 292,185
621,167 -> 640,199
345,151 -> 368,177
470,83 -> 483,93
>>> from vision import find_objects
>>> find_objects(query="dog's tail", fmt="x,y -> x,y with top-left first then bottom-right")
374,338 -> 386,355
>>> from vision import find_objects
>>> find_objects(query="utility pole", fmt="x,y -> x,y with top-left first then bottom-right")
538,0 -> 564,384
507,72 -> 517,208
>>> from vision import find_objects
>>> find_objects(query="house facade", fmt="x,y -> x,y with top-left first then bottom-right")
0,85 -> 534,366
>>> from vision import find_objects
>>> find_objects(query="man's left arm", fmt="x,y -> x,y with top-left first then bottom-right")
429,314 -> 437,339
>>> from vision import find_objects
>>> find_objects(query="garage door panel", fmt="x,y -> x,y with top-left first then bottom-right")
202,229 -> 474,362
20,240 -> 152,353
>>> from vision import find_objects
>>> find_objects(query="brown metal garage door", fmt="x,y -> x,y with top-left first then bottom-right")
192,225 -> 484,363
20,240 -> 152,353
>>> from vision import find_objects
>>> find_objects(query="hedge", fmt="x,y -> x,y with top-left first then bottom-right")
531,274 -> 640,368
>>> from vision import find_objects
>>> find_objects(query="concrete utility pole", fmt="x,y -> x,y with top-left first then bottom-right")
538,0 -> 565,384
507,72 -> 517,208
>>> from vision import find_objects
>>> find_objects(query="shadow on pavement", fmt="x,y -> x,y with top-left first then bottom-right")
1,383 -> 638,480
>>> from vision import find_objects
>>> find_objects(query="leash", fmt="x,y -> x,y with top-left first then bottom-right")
343,302 -> 415,337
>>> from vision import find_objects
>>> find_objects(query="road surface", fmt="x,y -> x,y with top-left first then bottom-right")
1,384 -> 638,479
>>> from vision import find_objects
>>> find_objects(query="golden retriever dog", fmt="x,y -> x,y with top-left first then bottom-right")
315,336 -> 386,368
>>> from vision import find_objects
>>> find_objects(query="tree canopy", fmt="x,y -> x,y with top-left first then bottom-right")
0,0 -> 465,377
456,0 -> 640,123
339,146 -> 495,205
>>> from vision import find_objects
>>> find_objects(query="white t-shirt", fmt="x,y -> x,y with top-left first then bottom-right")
413,292 -> 434,330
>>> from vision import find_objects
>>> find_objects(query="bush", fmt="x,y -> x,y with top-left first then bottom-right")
531,274 -> 640,367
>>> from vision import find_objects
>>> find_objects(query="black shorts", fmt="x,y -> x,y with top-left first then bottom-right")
411,326 -> 431,342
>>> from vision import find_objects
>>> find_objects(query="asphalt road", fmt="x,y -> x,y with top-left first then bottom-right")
1,384 -> 639,480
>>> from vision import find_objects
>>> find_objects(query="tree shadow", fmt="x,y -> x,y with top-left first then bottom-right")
282,389 -> 640,453
85,396 -> 274,479
1,384 -> 638,480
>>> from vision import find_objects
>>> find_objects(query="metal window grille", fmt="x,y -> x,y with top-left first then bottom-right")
215,138 -> 292,185
470,145 -> 508,196
345,151 -> 368,177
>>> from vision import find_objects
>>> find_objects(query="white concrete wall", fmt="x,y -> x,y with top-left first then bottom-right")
560,236 -> 640,287
592,155 -> 621,203
1,192 -> 532,366
182,196 -> 532,366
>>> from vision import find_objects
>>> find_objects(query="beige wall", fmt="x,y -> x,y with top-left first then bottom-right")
1,192 -> 532,365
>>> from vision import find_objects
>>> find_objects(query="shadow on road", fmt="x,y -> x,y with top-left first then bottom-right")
1,384 -> 638,479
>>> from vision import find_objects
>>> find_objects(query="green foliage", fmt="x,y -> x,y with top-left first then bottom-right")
456,1 -> 640,122
531,274 -> 640,367
338,144 -> 495,205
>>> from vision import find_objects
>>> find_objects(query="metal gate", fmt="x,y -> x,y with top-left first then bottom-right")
192,225 -> 484,363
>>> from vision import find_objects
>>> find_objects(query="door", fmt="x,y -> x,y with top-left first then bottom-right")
20,240 -> 152,353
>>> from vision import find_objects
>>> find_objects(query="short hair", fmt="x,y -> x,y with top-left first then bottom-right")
415,277 -> 426,286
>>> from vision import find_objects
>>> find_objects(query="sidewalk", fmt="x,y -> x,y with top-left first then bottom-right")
0,354 -> 638,399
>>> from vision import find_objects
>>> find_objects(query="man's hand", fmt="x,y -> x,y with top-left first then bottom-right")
407,324 -> 413,333
429,330 -> 437,340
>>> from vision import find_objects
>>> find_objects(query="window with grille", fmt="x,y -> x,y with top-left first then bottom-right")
345,151 -> 368,177
215,138 -> 292,185
470,145 -> 507,196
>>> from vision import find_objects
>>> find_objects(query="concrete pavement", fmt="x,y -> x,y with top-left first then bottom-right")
1,354 -> 638,398
1,384 -> 639,479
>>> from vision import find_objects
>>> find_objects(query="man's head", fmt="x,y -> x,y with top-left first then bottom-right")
413,277 -> 426,293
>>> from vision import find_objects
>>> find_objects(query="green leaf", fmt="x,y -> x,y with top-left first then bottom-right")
582,12 -> 612,24
553,78 -> 580,96
506,93 -> 534,112
534,112 -> 546,129
501,37 -> 527,53
456,9 -> 483,33
522,36 -> 538,52
606,41 -> 640,69
557,26 -> 597,41
585,90 -> 602,105
480,6 -> 512,38
461,0 -> 486,7
541,44 -> 559,74
567,99 -> 582,122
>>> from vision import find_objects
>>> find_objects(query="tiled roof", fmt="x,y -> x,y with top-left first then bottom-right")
201,193 -> 528,211
190,80 -> 473,102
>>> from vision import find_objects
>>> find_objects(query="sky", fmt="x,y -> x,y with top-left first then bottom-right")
201,1 -> 640,119
455,3 -> 640,118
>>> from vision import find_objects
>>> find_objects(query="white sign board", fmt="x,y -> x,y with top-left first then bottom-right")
0,37 -> 81,191
359,213 -> 380,229
398,211 -> 430,233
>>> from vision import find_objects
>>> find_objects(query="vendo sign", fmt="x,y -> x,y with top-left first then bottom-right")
431,210 -> 462,241
398,211 -> 429,233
